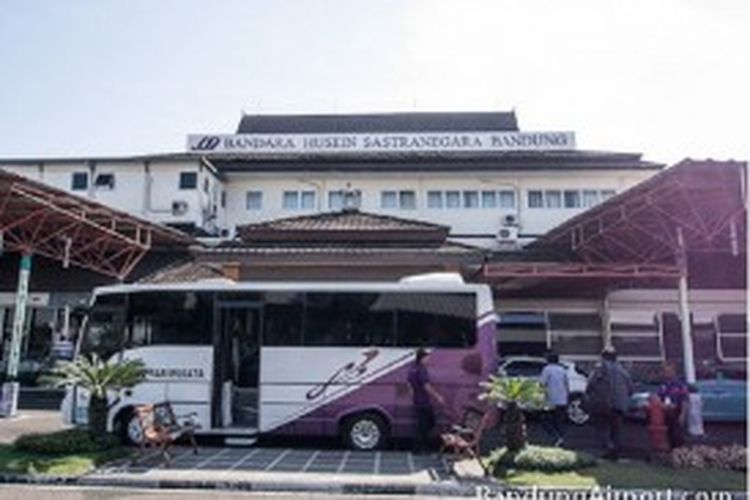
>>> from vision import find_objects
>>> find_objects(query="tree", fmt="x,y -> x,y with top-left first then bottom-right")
49,354 -> 146,437
480,375 -> 544,452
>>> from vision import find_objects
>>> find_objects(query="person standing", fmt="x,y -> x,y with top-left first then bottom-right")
657,363 -> 690,448
540,352 -> 569,446
407,348 -> 445,453
585,348 -> 634,460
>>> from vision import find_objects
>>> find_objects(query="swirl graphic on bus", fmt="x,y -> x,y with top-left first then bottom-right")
305,349 -> 380,400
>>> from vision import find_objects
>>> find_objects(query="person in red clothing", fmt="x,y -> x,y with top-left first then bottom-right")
407,348 -> 445,453
657,363 -> 689,448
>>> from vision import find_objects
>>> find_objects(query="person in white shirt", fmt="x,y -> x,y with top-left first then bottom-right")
540,352 -> 570,446
686,383 -> 705,438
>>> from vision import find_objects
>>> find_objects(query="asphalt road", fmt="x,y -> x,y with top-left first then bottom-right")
0,485 -> 447,500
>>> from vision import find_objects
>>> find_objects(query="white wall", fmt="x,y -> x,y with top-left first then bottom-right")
1,159 -> 220,235
223,168 -> 654,247
2,159 -> 656,245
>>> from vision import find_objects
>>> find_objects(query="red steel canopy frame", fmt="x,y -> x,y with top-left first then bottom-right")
0,169 -> 194,279
482,159 -> 747,383
529,159 -> 746,265
483,160 -> 746,283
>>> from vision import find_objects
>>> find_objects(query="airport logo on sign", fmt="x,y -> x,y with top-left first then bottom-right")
192,135 -> 221,151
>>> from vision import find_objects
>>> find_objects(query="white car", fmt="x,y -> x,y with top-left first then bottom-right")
497,356 -> 590,424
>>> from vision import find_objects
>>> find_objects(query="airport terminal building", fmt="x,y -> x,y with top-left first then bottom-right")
0,111 -> 745,384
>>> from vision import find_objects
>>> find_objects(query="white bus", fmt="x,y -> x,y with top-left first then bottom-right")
62,273 -> 496,450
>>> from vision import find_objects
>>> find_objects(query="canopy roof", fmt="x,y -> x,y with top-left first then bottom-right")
530,159 -> 746,263
0,169 -> 195,279
483,159 -> 747,293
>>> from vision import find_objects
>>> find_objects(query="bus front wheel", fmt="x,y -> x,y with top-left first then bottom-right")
342,412 -> 388,451
115,409 -> 145,446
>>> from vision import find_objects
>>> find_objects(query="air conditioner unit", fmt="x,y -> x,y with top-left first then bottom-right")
171,200 -> 189,216
496,226 -> 519,242
502,214 -> 519,227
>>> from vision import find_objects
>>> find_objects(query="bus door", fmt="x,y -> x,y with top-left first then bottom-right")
214,303 -> 262,429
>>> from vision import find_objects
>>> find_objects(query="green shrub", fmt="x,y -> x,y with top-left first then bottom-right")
671,445 -> 747,471
488,445 -> 597,474
14,429 -> 120,455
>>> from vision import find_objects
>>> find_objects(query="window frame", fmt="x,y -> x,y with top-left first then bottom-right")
71,172 -> 89,191
245,191 -> 263,211
527,190 -> 543,208
179,172 -> 198,190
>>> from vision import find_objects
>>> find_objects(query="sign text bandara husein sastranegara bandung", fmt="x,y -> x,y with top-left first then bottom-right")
186,131 -> 575,154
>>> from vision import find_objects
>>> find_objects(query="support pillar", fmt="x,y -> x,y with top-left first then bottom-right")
1,252 -> 32,417
601,293 -> 613,351
676,229 -> 696,384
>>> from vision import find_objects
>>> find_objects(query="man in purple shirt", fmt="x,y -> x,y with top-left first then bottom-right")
407,348 -> 445,453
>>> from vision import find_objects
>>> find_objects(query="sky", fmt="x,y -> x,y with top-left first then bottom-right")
0,0 -> 747,165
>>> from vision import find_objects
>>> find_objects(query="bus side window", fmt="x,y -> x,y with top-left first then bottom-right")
303,293 -> 394,347
126,292 -> 213,347
394,293 -> 476,348
263,292 -> 303,346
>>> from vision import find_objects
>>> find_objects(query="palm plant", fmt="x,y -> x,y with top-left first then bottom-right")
480,375 -> 544,452
49,354 -> 146,437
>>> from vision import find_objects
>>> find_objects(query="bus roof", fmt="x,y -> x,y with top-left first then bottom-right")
94,273 -> 490,296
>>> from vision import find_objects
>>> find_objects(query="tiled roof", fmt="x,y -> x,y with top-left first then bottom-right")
236,210 -> 450,244
237,111 -> 519,134
139,259 -> 225,283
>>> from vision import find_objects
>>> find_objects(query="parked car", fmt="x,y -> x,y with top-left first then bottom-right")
496,356 -> 590,424
628,376 -> 747,422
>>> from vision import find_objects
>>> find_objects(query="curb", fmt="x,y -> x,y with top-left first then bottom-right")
0,472 -> 490,497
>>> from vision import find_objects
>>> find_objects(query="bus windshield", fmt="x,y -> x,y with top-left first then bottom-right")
79,294 -> 125,360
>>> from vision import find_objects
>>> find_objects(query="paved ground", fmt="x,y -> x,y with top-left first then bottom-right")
106,446 -> 451,479
0,410 -> 66,444
1,484 -> 445,499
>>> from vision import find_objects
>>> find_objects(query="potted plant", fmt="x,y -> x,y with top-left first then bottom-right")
480,375 -> 544,452
49,354 -> 146,437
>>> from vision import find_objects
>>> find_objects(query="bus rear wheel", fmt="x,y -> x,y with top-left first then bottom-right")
342,412 -> 388,451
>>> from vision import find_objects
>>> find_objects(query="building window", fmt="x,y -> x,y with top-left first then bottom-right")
381,190 -> 415,209
94,173 -> 115,190
481,191 -> 496,208
600,189 -> 616,201
380,191 -> 397,209
463,191 -> 479,209
399,191 -> 416,210
527,190 -> 543,208
300,190 -> 315,209
283,190 -> 316,210
71,172 -> 88,191
328,190 -> 362,211
582,190 -> 600,207
282,191 -> 298,210
498,190 -> 515,209
427,191 -> 443,209
564,190 -> 580,208
179,172 -> 198,190
446,190 -> 461,209
328,191 -> 344,210
246,191 -> 263,211
544,190 -> 562,208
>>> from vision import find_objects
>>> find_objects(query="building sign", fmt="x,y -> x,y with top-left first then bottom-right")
187,131 -> 575,155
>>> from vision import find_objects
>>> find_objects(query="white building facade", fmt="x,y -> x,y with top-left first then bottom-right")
0,112 -> 662,248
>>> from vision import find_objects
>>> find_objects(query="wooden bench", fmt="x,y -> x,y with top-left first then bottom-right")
439,406 -> 494,475
131,402 -> 199,465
